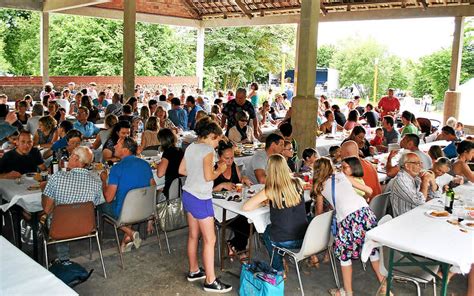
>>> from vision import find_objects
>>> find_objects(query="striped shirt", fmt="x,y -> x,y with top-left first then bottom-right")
388,169 -> 426,217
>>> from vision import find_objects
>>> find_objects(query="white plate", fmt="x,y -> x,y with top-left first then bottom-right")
460,220 -> 474,230
424,210 -> 450,219
23,173 -> 36,180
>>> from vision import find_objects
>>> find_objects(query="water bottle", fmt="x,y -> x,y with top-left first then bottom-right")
365,125 -> 371,139
331,121 -> 337,136
138,120 -> 144,133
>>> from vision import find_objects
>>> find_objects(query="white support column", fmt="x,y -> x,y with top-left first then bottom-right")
196,27 -> 205,90
292,0 -> 320,156
123,0 -> 136,99
443,16 -> 465,124
40,12 -> 49,85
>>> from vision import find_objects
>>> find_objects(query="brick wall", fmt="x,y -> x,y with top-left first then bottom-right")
0,76 -> 198,101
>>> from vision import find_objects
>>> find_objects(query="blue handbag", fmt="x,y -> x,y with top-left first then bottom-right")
239,260 -> 284,296
330,174 -> 338,237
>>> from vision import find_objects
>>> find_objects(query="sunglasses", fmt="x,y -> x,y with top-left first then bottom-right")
227,195 -> 242,202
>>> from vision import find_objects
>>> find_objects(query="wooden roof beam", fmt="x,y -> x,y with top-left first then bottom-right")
418,0 -> 428,10
320,3 -> 328,15
182,0 -> 202,19
234,0 -> 254,18
43,0 -> 110,12
0,0 -> 42,11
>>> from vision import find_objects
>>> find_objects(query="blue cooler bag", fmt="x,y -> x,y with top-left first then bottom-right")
239,260 -> 284,296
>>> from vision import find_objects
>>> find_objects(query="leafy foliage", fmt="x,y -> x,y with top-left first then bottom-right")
317,44 -> 336,68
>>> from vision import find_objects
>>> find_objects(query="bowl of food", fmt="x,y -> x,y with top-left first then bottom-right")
24,173 -> 36,180
243,144 -> 254,150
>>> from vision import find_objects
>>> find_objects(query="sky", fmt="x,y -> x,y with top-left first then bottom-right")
317,17 -> 457,60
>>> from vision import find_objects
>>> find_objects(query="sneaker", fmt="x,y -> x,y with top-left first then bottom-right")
203,278 -> 232,293
187,267 -> 206,282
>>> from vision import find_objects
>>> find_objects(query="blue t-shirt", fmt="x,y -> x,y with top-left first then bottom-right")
168,108 -> 188,131
443,141 -> 458,159
108,155 -> 153,217
51,137 -> 67,151
187,105 -> 203,130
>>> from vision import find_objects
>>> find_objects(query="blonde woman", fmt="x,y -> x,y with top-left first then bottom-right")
312,157 -> 385,296
156,106 -> 177,131
139,116 -> 160,153
243,154 -> 308,272
34,115 -> 58,148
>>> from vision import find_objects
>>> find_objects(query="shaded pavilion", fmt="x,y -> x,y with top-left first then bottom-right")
1,0 -> 474,153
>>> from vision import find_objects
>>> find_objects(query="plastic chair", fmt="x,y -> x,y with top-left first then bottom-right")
43,202 -> 107,278
377,215 -> 439,296
417,117 -> 432,136
141,147 -> 160,157
369,192 -> 391,221
270,210 -> 340,296
102,186 -> 170,269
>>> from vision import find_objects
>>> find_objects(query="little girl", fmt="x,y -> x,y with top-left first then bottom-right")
341,157 -> 373,201
312,157 -> 385,296
299,148 -> 318,173
179,117 -> 232,293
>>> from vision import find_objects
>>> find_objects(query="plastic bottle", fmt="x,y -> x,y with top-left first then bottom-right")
331,121 -> 337,136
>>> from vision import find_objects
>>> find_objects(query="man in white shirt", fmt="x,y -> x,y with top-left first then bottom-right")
244,133 -> 284,184
156,94 -> 171,111
386,133 -> 432,178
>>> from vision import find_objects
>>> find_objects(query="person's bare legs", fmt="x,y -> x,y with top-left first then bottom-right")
119,226 -> 135,246
198,216 -> 217,284
370,260 -> 385,283
467,264 -> 474,296
341,264 -> 353,294
187,213 -> 201,273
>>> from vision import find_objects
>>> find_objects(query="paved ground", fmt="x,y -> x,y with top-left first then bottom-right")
12,225 -> 463,296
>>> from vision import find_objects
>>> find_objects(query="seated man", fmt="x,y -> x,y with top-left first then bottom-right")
100,137 -> 155,252
243,133 -> 284,184
386,133 -> 432,178
340,140 -> 381,201
168,97 -> 188,130
41,146 -> 102,263
437,125 -> 458,159
388,152 -> 436,217
73,106 -> 100,138
0,130 -> 47,179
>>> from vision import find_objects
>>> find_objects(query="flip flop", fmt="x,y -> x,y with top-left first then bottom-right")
133,231 -> 142,249
121,241 -> 133,253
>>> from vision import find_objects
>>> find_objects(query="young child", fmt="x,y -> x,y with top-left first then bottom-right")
341,156 -> 373,201
370,127 -> 384,146
455,122 -> 464,138
178,117 -> 232,293
329,145 -> 341,165
1,131 -> 19,151
299,148 -> 318,174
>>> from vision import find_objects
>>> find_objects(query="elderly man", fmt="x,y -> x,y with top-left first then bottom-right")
41,146 -> 102,263
244,133 -> 284,184
388,152 -> 436,217
386,133 -> 432,177
73,106 -> 100,138
100,137 -> 155,252
0,130 -> 47,179
221,87 -> 260,138
340,140 -> 381,201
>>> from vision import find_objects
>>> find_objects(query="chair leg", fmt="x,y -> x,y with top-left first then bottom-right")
43,240 -> 49,269
156,218 -> 170,254
95,233 -> 107,278
432,278 -> 437,296
411,280 -> 421,296
89,237 -> 93,260
328,249 -> 341,288
294,258 -> 305,296
153,219 -> 163,255
8,212 -> 16,246
113,226 -> 124,269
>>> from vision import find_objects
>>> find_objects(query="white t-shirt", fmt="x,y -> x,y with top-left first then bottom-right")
243,150 -> 268,185
182,142 -> 215,200
157,101 -> 171,112
321,173 -> 368,222
56,98 -> 70,114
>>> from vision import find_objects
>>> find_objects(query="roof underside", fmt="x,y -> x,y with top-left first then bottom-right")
94,0 -> 474,20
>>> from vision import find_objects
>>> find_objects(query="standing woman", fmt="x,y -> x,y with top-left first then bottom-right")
248,82 -> 259,109
178,117 -> 232,293
312,157 -> 385,296
243,154 -> 308,273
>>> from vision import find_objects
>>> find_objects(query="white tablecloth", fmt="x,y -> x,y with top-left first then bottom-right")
316,134 -> 344,156
0,179 -> 43,213
361,186 -> 474,274
0,236 -> 78,295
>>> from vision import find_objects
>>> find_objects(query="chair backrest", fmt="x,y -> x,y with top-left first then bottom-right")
369,192 -> 391,221
117,186 -> 156,225
299,210 -> 334,258
416,117 -> 432,136
168,176 -> 186,200
141,148 -> 159,157
49,202 -> 96,240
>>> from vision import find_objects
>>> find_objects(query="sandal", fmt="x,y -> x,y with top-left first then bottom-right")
132,231 -> 142,249
328,288 -> 353,296
226,242 -> 236,262
307,255 -> 320,268
121,241 -> 134,253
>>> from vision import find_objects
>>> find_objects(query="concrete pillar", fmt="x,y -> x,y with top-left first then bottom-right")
443,16 -> 464,124
123,0 -> 136,99
292,0 -> 320,157
196,27 -> 205,90
40,12 -> 49,85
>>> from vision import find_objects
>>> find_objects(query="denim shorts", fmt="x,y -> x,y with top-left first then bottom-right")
100,201 -> 118,220
182,190 -> 214,220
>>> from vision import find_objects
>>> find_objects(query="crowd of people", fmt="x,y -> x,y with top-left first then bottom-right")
0,82 -> 473,295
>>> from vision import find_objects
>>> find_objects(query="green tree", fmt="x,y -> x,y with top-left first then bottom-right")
317,44 -> 336,68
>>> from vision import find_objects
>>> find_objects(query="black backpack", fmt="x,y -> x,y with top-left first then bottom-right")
49,261 -> 93,288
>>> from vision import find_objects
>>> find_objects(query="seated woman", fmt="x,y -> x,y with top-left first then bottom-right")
81,95 -> 100,124
281,140 -> 296,172
243,154 -> 308,273
257,101 -> 276,126
428,145 -> 444,163
227,111 -> 255,145
92,114 -> 118,150
452,140 -> 474,183
139,116 -> 160,153
343,126 -> 373,158
343,109 -> 361,131
211,104 -> 222,123
299,148 -> 318,174
312,157 -> 385,296
33,115 -> 58,149
213,140 -> 253,261
341,157 -> 373,201
400,110 -> 418,136
156,106 -> 177,131
102,120 -> 131,163
319,110 -> 343,134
